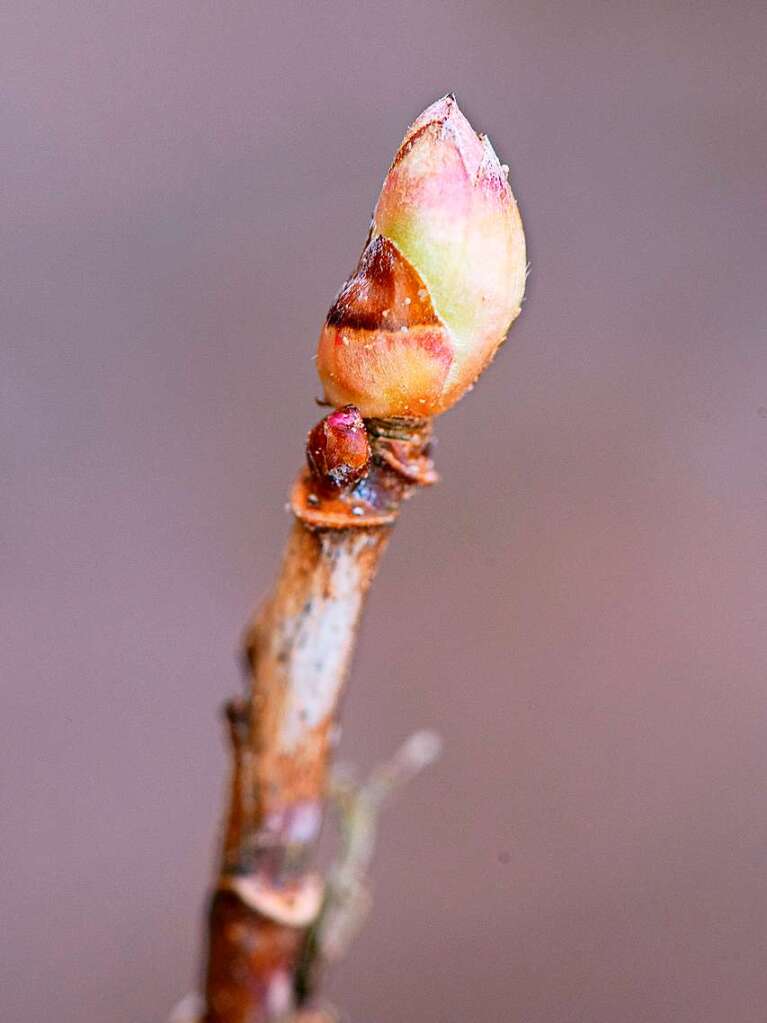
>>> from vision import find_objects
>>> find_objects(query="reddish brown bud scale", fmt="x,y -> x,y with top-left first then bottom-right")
320,236 -> 453,417
306,405 -> 371,490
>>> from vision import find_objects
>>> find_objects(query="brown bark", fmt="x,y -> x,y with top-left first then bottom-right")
202,421 -> 435,1023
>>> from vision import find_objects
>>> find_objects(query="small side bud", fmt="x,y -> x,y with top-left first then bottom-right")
306,406 -> 371,490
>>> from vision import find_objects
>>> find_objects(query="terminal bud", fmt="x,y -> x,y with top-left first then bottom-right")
317,95 -> 526,417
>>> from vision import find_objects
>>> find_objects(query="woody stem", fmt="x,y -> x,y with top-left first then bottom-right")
202,421 -> 434,1023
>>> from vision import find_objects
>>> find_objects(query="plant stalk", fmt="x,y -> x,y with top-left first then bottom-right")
201,422 -> 435,1023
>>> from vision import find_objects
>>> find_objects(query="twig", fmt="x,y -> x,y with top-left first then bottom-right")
190,93 -> 526,1023
203,425 -> 435,1023
294,730 -> 443,1003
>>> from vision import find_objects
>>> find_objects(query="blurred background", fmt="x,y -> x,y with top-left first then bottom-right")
2,2 -> 766,1021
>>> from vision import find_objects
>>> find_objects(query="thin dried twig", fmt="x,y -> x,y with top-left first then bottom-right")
296,731 -> 443,999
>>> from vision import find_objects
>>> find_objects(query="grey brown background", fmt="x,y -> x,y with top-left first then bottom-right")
2,2 -> 766,1021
